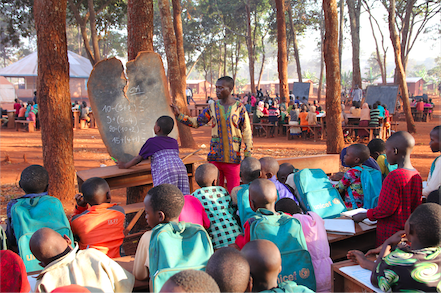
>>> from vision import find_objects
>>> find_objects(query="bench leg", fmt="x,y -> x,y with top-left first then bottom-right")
28,123 -> 35,132
16,123 -> 20,131
369,129 -> 373,141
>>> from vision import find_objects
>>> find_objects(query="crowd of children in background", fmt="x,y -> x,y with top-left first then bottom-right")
1,107 -> 440,292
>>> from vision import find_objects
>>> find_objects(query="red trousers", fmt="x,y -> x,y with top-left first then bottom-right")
210,161 -> 241,194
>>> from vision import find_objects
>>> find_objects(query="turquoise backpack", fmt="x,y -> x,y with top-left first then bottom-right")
430,156 -> 440,177
248,209 -> 316,291
11,195 -> 74,272
293,168 -> 346,218
149,221 -> 214,293
348,166 -> 383,209
236,184 -> 256,228
260,281 -> 314,293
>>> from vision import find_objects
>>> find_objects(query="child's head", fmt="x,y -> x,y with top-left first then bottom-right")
385,131 -> 415,165
155,116 -> 174,136
160,270 -> 220,293
276,163 -> 294,184
19,165 -> 49,194
29,228 -> 72,268
80,177 -> 111,206
249,179 -> 278,212
195,163 -> 218,188
429,125 -> 440,153
427,188 -> 440,205
259,157 -> 279,179
275,198 -> 302,215
367,138 -> 386,160
240,157 -> 261,184
406,203 -> 441,248
143,184 -> 184,228
206,247 -> 251,292
343,144 -> 370,167
242,240 -> 282,291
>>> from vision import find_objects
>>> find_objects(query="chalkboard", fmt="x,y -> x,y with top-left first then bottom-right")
292,82 -> 311,102
365,85 -> 399,114
87,52 -> 178,163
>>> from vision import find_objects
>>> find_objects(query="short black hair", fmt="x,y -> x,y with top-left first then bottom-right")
168,270 -> 220,293
195,163 -> 218,188
146,184 -> 184,219
367,138 -> 385,155
81,177 -> 109,203
206,247 -> 250,292
348,144 -> 370,164
240,157 -> 261,183
19,165 -> 49,194
275,198 -> 302,215
408,203 -> 441,247
217,76 -> 234,90
431,125 -> 441,138
427,188 -> 440,205
156,116 -> 174,135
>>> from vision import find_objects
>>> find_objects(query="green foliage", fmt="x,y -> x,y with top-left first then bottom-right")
363,67 -> 380,84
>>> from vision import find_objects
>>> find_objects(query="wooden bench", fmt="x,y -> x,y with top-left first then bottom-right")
251,122 -> 279,138
284,124 -> 323,141
342,125 -> 382,141
15,120 -> 35,132
276,154 -> 340,175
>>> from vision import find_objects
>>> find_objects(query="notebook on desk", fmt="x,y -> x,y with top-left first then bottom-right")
339,265 -> 383,293
324,219 -> 356,235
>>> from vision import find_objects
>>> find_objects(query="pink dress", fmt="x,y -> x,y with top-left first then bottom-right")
178,195 -> 210,229
292,212 -> 332,292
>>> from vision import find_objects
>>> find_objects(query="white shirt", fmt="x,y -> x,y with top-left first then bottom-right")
422,156 -> 441,196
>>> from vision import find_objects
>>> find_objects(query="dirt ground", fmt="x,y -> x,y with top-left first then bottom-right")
1,95 -> 440,220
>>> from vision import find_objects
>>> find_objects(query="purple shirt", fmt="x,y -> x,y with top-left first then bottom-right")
139,136 -> 179,159
269,176 -> 299,204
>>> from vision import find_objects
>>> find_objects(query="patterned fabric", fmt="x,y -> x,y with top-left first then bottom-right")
367,168 -> 422,246
0,250 -> 31,293
334,168 -> 363,209
369,109 -> 380,126
192,186 -> 241,248
151,149 -> 190,195
373,246 -> 441,292
177,100 -> 252,164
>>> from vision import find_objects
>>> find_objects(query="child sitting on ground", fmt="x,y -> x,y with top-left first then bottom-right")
275,198 -> 332,292
178,194 -> 210,229
118,115 -> 190,194
367,138 -> 397,178
276,163 -> 295,185
70,177 -> 125,258
422,125 -> 440,197
242,240 -> 313,292
205,247 -> 251,292
353,131 -> 422,246
334,144 -> 371,209
260,157 -> 298,204
230,157 -> 262,227
191,164 -> 241,249
160,270 -> 220,293
347,203 -> 441,292
30,227 -> 134,292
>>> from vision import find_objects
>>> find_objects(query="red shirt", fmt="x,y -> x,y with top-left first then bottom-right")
416,101 -> 425,111
367,168 -> 422,246
70,203 -> 125,258
13,103 -> 21,116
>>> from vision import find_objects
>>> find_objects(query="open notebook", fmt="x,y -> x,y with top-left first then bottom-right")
324,219 -> 356,235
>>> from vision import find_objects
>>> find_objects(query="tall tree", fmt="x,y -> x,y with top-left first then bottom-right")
172,0 -> 187,96
34,0 -> 75,203
388,0 -> 416,133
287,2 -> 302,82
275,0 -> 289,106
158,0 -> 196,147
346,0 -> 362,89
317,15 -> 324,103
245,0 -> 255,93
338,0 -> 344,73
323,0 -> 344,154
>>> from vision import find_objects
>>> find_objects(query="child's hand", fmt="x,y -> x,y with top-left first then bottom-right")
347,250 -> 366,263
365,246 -> 382,258
330,172 -> 344,181
385,230 -> 406,247
352,212 -> 367,222
117,161 -> 127,169
170,104 -> 180,116
75,193 -> 87,208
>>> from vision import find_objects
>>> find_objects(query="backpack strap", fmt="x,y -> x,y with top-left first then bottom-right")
347,166 -> 363,209
430,155 -> 441,177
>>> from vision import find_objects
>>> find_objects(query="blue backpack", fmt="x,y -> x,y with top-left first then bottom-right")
11,195 -> 74,272
348,166 -> 382,209
430,155 -> 440,177
248,209 -> 316,291
293,168 -> 347,218
260,281 -> 315,293
149,221 -> 214,293
236,184 -> 256,228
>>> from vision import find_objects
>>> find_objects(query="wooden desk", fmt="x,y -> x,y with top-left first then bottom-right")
194,103 -> 208,116
327,221 -> 376,261
7,110 -> 15,128
89,111 -> 96,128
72,109 -> 80,130
76,155 -> 205,192
332,260 -> 379,292
114,255 -> 150,291
122,202 -> 146,235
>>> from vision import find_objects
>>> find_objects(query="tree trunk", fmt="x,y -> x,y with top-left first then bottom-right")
126,0 -> 154,204
400,0 -> 415,73
245,0 -> 255,93
223,35 -> 227,76
317,17 -> 325,103
323,0 -> 345,154
88,0 -> 101,63
68,0 -> 95,64
34,0 -> 75,203
388,0 -> 416,133
158,0 -> 196,147
172,0 -> 187,96
257,34 -> 265,90
127,0 -> 153,61
275,0 -> 289,107
287,3 -> 302,82
338,0 -> 344,73
346,0 -> 362,89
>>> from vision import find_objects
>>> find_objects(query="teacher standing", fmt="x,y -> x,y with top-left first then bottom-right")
171,76 -> 253,193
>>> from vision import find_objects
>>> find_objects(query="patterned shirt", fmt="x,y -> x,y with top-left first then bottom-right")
369,109 -> 381,126
335,168 -> 363,209
373,246 -> 441,292
192,186 -> 241,249
177,101 -> 252,164
367,168 -> 422,246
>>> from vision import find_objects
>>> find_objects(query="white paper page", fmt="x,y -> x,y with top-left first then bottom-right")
339,265 -> 383,293
341,208 -> 368,217
324,219 -> 356,234
27,274 -> 38,292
